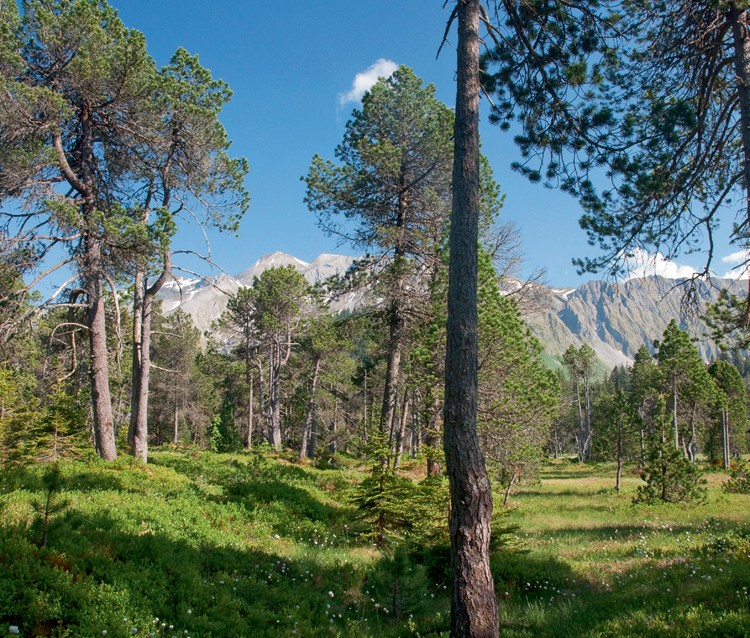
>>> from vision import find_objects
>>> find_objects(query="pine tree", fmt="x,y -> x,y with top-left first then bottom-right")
635,404 -> 707,504
655,320 -> 717,460
304,66 -> 454,449
476,250 -> 559,504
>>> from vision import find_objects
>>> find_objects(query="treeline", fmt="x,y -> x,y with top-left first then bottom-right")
552,321 -> 749,498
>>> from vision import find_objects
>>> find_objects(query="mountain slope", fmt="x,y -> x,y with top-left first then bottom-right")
160,252 -> 745,367
523,275 -> 747,368
159,252 -> 358,334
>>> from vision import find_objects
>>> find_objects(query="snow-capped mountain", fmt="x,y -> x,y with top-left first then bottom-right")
160,251 -> 748,368
158,252 -> 359,335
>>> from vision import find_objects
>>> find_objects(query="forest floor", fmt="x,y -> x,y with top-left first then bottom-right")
1,450 -> 748,637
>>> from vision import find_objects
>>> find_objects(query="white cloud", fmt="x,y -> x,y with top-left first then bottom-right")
623,249 -> 700,280
719,250 -> 750,279
338,59 -> 398,107
721,250 -> 747,265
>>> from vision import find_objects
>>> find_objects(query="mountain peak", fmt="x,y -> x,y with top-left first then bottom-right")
237,252 -> 309,286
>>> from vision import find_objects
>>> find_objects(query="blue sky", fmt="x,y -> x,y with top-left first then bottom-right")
110,0 -> 739,288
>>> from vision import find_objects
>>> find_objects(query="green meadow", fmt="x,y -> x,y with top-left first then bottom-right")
1,453 -> 748,637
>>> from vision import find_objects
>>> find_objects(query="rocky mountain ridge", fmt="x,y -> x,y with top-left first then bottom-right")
159,251 -> 746,367
522,275 -> 747,368
159,252 -> 361,335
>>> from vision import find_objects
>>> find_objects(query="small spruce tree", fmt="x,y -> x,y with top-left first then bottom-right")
635,410 -> 707,504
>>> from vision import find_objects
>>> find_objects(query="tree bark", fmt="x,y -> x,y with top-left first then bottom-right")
443,1 -> 499,636
381,296 -> 405,444
246,373 -> 254,448
60,103 -> 117,461
299,356 -> 322,459
129,270 -> 145,453
722,408 -> 731,470
129,253 -> 171,463
393,388 -> 411,469
172,404 -> 179,445
730,6 -> 750,234
85,232 -> 117,461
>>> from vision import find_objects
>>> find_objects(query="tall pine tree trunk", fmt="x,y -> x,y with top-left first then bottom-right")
86,233 -> 117,461
443,1 -> 499,636
299,356 -> 322,459
129,254 -> 170,463
381,295 -> 405,443
129,270 -> 145,454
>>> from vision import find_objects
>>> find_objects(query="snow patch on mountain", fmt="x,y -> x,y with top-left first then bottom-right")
159,252 -> 359,335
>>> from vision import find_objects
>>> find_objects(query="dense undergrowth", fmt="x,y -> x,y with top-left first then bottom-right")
1,452 -> 749,637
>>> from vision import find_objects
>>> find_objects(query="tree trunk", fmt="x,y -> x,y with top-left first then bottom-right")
129,270 -> 144,453
723,408 -> 731,470
268,340 -> 283,450
299,356 -> 322,459
614,425 -> 623,492
574,380 -> 585,462
394,388 -> 411,469
128,253 -> 170,463
329,382 -> 338,454
172,404 -> 179,445
381,296 -> 405,443
426,409 -> 443,477
503,466 -> 521,510
730,6 -> 750,242
246,373 -> 254,448
443,1 -> 499,636
672,380 -> 680,451
86,233 -> 117,461
583,375 -> 592,461
129,291 -> 151,462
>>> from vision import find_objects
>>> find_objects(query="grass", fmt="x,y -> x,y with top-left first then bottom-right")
497,459 -> 750,637
0,452 -> 748,637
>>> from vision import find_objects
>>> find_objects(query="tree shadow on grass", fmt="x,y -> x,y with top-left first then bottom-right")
494,540 -> 750,637
148,452 -> 358,545
0,504 -> 442,638
538,468 -> 601,481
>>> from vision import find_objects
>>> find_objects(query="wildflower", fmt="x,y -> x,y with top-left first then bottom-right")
131,629 -> 138,635
102,632 -> 108,636
186,610 -> 192,616
9,629 -> 19,636
328,591 -> 334,598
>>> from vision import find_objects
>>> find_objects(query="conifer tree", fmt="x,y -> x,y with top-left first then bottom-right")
476,250 -> 558,503
248,266 -> 310,450
707,359 -> 747,468
655,320 -> 716,460
304,66 -> 454,449
563,344 -> 597,461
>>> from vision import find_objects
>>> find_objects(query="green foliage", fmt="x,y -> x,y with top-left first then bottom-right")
30,464 -> 68,549
304,65 -> 453,255
0,368 -> 89,467
349,434 -> 448,549
635,437 -> 707,505
723,461 -> 750,495
362,548 -> 433,620
476,249 -> 559,487
209,399 -> 242,453
483,2 -> 749,286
